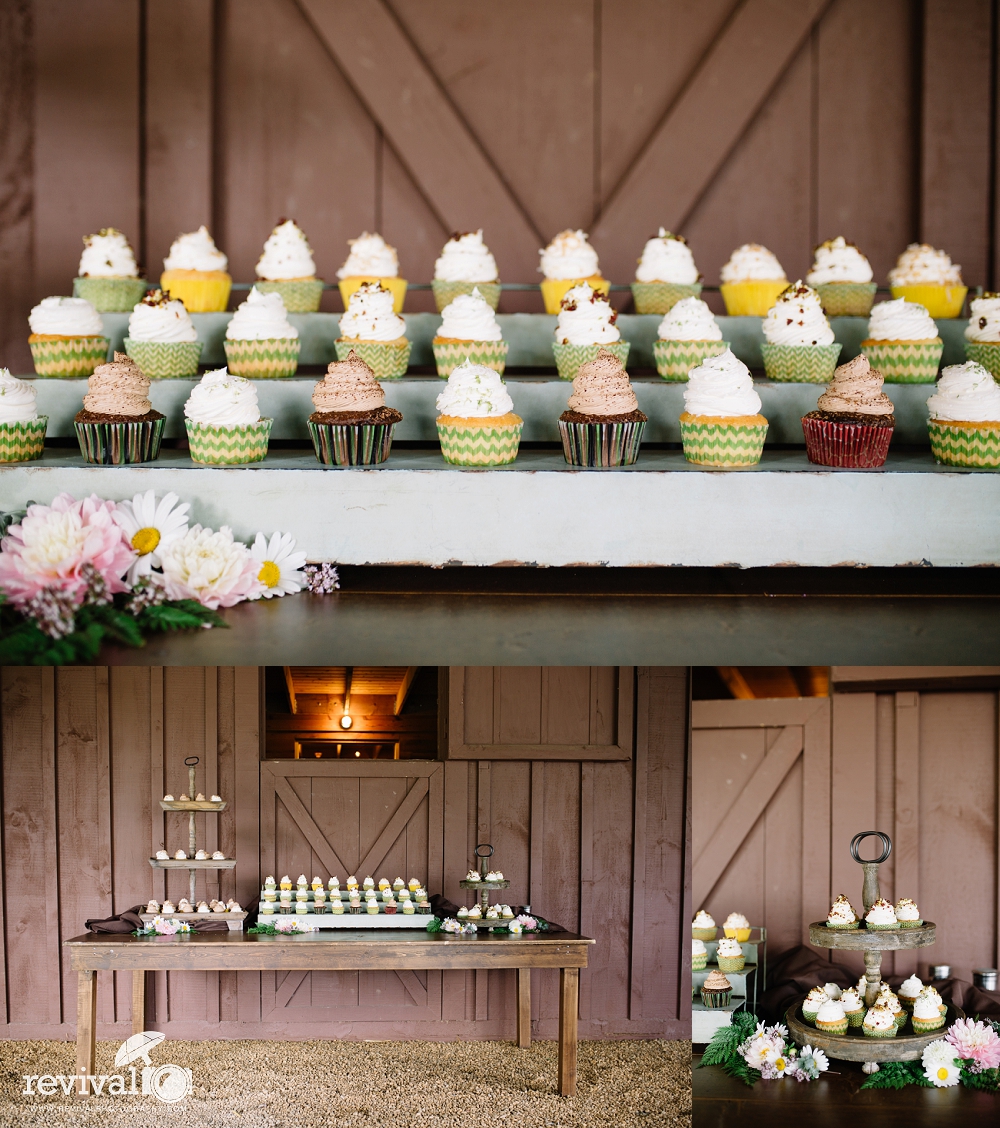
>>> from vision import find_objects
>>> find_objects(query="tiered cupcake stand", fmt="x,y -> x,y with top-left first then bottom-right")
460,843 -> 510,913
692,929 -> 767,1043
786,831 -> 963,1070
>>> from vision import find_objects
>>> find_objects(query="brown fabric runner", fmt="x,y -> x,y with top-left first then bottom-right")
86,905 -> 229,933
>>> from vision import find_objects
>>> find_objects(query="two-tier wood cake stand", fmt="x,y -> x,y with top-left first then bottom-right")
460,843 -> 510,913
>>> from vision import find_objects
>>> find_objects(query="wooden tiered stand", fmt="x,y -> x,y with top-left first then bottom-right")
460,843 -> 511,914
786,831 -> 962,1070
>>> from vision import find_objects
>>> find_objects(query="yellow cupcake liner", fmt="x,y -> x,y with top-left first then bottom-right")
722,927 -> 751,942
890,284 -> 967,319
160,270 -> 232,312
720,280 -> 788,317
338,276 -> 407,314
540,276 -> 610,315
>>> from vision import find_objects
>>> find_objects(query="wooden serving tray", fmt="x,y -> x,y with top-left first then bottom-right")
140,911 -> 247,932
149,858 -> 237,869
785,999 -> 963,1062
159,800 -> 227,811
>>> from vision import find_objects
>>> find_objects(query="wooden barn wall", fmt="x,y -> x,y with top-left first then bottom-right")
0,666 -> 688,1041
1,0 -> 997,370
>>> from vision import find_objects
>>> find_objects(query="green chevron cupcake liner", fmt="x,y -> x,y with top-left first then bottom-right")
73,276 -> 149,312
680,418 -> 768,467
30,335 -> 109,377
559,420 -> 645,466
692,952 -> 707,971
630,281 -> 702,315
862,1026 -> 898,1038
653,339 -> 729,381
552,341 -> 630,381
896,918 -> 924,929
124,338 -> 203,379
911,1015 -> 945,1034
927,420 -> 1000,468
437,420 -> 522,466
308,420 -> 396,466
75,417 -> 164,465
432,339 -> 509,377
964,341 -> 1000,380
334,339 -> 411,380
0,417 -> 48,462
845,1009 -> 865,1028
761,342 -> 842,383
224,337 -> 300,378
432,280 -> 502,312
861,339 -> 943,383
186,419 -> 273,465
816,1018 -> 849,1036
254,279 -> 326,313
814,282 -> 878,318
716,956 -> 745,973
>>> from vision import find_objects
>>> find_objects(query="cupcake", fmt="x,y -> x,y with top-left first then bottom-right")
653,297 -> 727,381
825,893 -> 859,929
254,219 -> 324,312
802,986 -> 829,1025
802,355 -> 895,468
308,349 -> 401,468
722,912 -> 751,942
878,985 -> 907,1028
864,898 -> 898,930
160,226 -> 231,312
432,230 -> 501,311
552,282 -> 629,380
336,232 -> 406,313
894,898 -> 923,929
964,292 -> 1000,377
699,970 -> 732,1009
631,229 -> 702,314
920,984 -> 947,1017
815,999 -> 848,1036
926,360 -> 1000,467
0,370 -> 47,462
692,910 -> 716,941
692,938 -> 708,971
897,974 -> 923,1011
402,900 -> 415,915
680,349 -> 768,467
435,359 -> 522,465
28,296 -> 109,377
806,237 -> 877,317
538,229 -> 608,314
558,348 -> 646,466
911,990 -> 945,1033
332,899 -> 345,915
183,367 -> 272,465
862,1001 -> 897,1038
862,298 -> 943,383
224,286 -> 300,377
889,242 -> 967,318
840,987 -> 865,1028
335,281 -> 410,379
715,937 -> 745,973
124,289 -> 202,378
73,228 -> 148,311
433,288 -> 508,376
74,352 -> 164,464
760,282 -> 841,382
719,244 -> 787,316
279,876 -> 292,890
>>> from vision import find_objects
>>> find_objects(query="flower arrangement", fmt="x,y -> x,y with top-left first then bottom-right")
428,912 -> 551,936
133,916 -> 192,936
248,917 -> 317,935
428,917 -> 478,935
860,1019 -> 1000,1091
701,1013 -> 829,1085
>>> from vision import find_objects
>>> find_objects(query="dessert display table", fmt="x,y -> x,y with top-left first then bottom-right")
64,930 -> 594,1098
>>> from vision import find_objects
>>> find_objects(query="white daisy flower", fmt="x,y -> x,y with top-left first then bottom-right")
922,1039 -> 958,1069
113,490 -> 190,585
250,531 -> 307,598
771,1052 -> 792,1077
925,1059 -> 961,1087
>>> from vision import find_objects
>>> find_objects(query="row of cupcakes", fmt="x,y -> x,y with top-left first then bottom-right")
825,893 -> 923,929
145,897 -> 242,915
260,874 -> 431,916
801,978 -> 946,1036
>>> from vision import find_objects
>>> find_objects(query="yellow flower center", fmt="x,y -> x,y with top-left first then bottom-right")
775,1058 -> 785,1070
131,527 -> 160,555
937,1067 -> 949,1080
258,561 -> 281,588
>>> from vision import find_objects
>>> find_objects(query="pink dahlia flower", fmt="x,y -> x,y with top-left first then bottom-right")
158,525 -> 263,609
946,1018 -> 1000,1070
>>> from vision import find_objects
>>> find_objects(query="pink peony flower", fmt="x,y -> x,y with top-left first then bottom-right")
158,524 -> 263,609
946,1018 -> 1000,1070
0,493 -> 135,607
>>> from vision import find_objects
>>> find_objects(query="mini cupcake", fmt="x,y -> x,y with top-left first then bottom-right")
183,367 -> 272,464
802,355 -> 895,468
760,282 -> 841,382
889,243 -> 967,319
911,990 -> 945,1033
864,898 -> 897,930
722,912 -> 751,942
715,937 -> 745,973
964,292 -> 1000,377
692,910 -> 717,941
224,286 -> 300,377
417,900 -> 432,914
402,899 -> 415,915
719,244 -> 787,316
862,1001 -> 897,1038
653,297 -> 727,381
124,289 -> 202,378
840,987 -> 865,1028
802,986 -> 829,1025
632,229 -> 702,314
335,282 -> 410,378
73,228 -> 148,311
538,229 -> 609,314
558,348 -> 646,466
919,984 -> 947,1017
350,894 -> 363,914
894,898 -> 923,929
826,893 -> 859,929
680,348 -> 768,467
28,296 -> 109,377
433,230 -> 501,311
926,361 -> 1000,467
366,898 -> 379,915
878,985 -> 907,1028
815,999 -> 848,1036
692,938 -> 708,971
433,288 -> 508,376
552,282 -> 629,380
337,232 -> 406,313
897,974 -> 923,1011
435,359 -> 522,465
254,219 -> 324,311
806,237 -> 877,317
861,298 -> 943,383
279,875 -> 292,890
160,226 -> 231,312
331,899 -> 345,914
74,352 -> 164,464
0,370 -> 47,462
823,982 -> 842,1001
699,970 -> 732,1009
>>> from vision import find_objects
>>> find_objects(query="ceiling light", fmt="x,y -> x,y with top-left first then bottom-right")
355,750 -> 361,757
340,714 -> 352,729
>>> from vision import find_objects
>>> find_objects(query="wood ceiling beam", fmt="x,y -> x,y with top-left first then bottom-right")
282,666 -> 297,715
717,667 -> 755,700
394,667 -> 419,716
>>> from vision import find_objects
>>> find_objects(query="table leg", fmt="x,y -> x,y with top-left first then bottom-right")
132,970 -> 146,1036
517,967 -> 531,1048
558,967 -> 579,1098
76,970 -> 97,1097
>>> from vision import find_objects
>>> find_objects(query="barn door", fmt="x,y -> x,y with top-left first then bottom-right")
692,698 -> 830,954
260,760 -> 443,1021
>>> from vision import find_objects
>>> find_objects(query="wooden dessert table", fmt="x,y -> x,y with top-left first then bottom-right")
65,930 -> 594,1097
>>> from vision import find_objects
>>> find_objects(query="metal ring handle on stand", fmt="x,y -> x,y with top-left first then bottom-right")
475,844 -> 495,859
184,756 -> 200,767
850,831 -> 891,865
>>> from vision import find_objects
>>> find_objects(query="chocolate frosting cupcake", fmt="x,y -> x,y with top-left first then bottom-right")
804,354 -> 895,427
310,349 -> 402,425
560,347 -> 647,424
75,351 -> 163,423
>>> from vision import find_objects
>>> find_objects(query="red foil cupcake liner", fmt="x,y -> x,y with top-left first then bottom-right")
801,415 -> 893,468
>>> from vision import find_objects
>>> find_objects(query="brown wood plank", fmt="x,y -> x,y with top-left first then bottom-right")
517,967 -> 531,1047
75,970 -> 97,1096
800,701 -> 832,947
131,970 -> 146,1037
475,754 -> 491,1024
543,668 -> 590,747
234,667 -> 262,1025
874,693 -> 897,977
630,669 -> 649,1020
578,762 -> 594,1021
558,967 -> 579,1098
497,668 -> 542,745
891,693 -> 920,977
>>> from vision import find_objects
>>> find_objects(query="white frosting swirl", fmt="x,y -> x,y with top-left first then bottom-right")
693,910 -> 715,929
716,937 -> 743,957
692,939 -> 707,956
840,988 -> 863,1011
927,361 -> 1000,422
255,220 -> 317,280
720,244 -> 785,283
539,229 -> 599,280
225,286 -> 299,341
29,296 -> 104,336
683,349 -> 762,417
555,283 -> 620,345
806,237 -> 874,285
0,369 -> 38,423
965,295 -> 1000,342
894,898 -> 921,922
636,229 -> 699,284
435,360 -> 514,418
657,296 -> 722,341
889,243 -> 962,286
184,368 -> 261,426
827,895 -> 857,924
816,1000 -> 846,1024
912,994 -> 941,1020
761,282 -> 835,346
437,288 -> 503,341
864,898 -> 897,926
338,282 -> 406,342
78,228 -> 139,278
898,974 -> 923,999
863,1003 -> 896,1031
337,232 -> 399,279
723,912 -> 750,929
434,230 -> 498,282
127,295 -> 198,343
163,226 -> 228,272
866,298 -> 938,341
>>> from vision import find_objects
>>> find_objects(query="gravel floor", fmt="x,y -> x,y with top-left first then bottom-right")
0,1039 -> 690,1128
